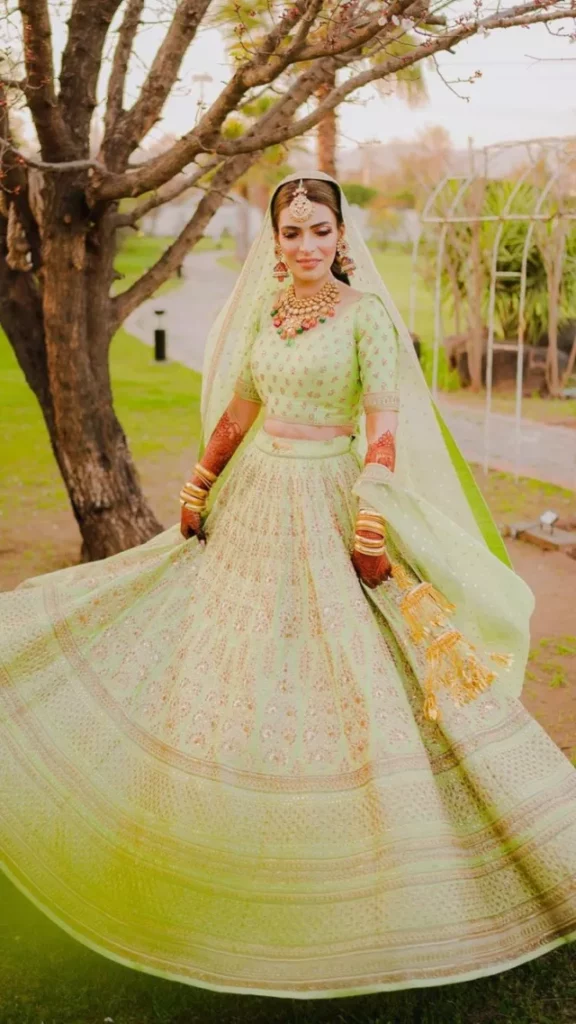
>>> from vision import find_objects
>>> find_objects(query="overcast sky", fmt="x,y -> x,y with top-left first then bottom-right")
45,9 -> 576,155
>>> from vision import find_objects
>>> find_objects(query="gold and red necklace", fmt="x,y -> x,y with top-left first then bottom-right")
271,280 -> 341,345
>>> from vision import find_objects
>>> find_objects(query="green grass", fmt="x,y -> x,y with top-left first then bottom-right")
0,235 -> 203,516
470,467 -> 575,526
0,326 -> 201,515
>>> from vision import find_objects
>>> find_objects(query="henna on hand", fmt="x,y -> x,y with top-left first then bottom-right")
199,409 -> 245,478
180,409 -> 247,540
180,506 -> 206,542
351,528 -> 393,588
364,428 -> 396,470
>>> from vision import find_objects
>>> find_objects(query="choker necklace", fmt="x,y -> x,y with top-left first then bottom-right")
271,280 -> 341,344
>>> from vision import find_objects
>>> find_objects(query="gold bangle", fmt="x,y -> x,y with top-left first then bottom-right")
354,538 -> 387,552
180,499 -> 206,512
357,508 -> 386,523
195,461 -> 216,479
182,480 -> 209,494
194,463 -> 217,485
180,484 -> 208,501
355,532 -> 386,544
354,545 -> 387,558
179,489 -> 208,501
357,515 -> 386,528
354,538 -> 387,555
356,520 -> 386,535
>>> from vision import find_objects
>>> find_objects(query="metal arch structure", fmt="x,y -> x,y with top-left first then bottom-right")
409,137 -> 576,482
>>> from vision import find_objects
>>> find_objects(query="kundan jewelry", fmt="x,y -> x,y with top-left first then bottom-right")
336,234 -> 356,277
271,279 -> 341,344
273,243 -> 289,282
288,179 -> 314,223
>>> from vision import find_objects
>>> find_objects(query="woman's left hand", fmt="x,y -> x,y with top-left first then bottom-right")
351,530 -> 393,588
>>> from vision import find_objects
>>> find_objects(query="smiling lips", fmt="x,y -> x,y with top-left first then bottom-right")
298,259 -> 320,267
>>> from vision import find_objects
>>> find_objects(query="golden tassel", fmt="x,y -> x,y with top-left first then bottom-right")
423,689 -> 441,722
399,582 -> 456,644
390,562 -> 414,592
422,629 -> 501,722
488,652 -> 514,669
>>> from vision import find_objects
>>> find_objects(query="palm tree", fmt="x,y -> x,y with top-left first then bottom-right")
314,40 -> 428,177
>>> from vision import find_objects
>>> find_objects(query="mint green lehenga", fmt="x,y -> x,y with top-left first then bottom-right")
1,172 -> 576,999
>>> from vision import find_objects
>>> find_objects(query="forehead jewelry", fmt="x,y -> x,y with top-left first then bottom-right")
288,179 -> 314,223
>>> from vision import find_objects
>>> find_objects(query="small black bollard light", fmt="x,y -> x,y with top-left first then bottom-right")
154,309 -> 166,361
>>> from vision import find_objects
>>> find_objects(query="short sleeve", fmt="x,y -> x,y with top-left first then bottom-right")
354,292 -> 400,414
233,307 -> 262,404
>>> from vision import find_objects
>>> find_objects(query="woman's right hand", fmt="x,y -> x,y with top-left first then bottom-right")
180,506 -> 207,543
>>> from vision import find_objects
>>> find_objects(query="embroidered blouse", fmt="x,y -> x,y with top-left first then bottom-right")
233,290 -> 400,426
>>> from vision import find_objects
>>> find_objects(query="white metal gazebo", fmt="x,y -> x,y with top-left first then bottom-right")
410,137 -> 576,481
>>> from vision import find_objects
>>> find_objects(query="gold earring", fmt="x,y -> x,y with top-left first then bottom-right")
336,235 -> 356,276
273,242 -> 289,282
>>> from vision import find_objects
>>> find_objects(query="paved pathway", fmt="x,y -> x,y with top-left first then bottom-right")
125,251 -> 576,490
124,250 -> 238,374
437,403 -> 576,492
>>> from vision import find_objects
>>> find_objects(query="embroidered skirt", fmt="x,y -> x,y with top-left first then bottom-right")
0,426 -> 575,998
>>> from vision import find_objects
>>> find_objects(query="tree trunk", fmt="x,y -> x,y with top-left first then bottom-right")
1,173 -> 164,562
315,72 -> 337,178
545,233 -> 564,397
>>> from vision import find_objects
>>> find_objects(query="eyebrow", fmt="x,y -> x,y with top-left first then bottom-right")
281,221 -> 331,229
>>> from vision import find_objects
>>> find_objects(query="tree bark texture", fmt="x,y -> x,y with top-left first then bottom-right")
1,172 -> 164,561
315,72 -> 337,178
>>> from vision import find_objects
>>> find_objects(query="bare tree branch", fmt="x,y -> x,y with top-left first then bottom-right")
113,157 -> 224,227
93,0 -> 325,201
17,0 -> 73,159
108,52 -> 342,323
109,151 -> 258,330
58,0 -> 126,155
0,137 -> 109,174
103,0 -> 146,146
103,0 -> 213,170
205,1 -> 576,157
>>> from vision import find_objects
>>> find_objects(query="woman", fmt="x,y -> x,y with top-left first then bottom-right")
1,171 -> 575,999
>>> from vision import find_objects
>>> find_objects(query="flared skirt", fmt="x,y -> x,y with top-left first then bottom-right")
1,427 -> 576,998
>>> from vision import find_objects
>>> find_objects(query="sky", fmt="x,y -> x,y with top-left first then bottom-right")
23,5 -> 576,155
127,16 -> 576,155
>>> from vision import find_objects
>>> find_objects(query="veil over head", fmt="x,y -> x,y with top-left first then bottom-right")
199,170 -> 534,701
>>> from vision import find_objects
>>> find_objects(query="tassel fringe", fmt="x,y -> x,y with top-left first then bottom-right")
390,563 -> 414,592
390,566 -> 514,723
399,581 -> 456,644
421,629 -> 514,722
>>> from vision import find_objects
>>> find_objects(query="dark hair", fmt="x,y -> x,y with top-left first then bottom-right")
270,178 -> 350,285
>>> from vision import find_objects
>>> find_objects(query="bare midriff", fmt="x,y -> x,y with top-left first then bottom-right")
263,417 -> 354,440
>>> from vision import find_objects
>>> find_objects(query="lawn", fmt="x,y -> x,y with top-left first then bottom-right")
1,235 -> 576,1023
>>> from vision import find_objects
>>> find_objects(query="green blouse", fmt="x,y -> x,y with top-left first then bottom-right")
233,290 -> 400,427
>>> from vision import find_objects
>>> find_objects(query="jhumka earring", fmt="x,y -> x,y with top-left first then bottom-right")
336,234 -> 356,277
273,242 -> 289,282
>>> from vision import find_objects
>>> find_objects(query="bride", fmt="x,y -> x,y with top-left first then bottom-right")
1,170 -> 576,999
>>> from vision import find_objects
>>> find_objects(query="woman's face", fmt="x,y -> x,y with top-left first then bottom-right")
276,200 -> 342,284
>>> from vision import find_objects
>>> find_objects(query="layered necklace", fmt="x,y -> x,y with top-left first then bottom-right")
271,280 -> 341,345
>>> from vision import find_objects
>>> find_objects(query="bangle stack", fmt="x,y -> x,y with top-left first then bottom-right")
354,505 -> 388,557
179,462 -> 217,513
